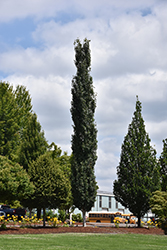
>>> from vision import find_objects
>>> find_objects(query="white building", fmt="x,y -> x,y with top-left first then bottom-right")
73,190 -> 131,215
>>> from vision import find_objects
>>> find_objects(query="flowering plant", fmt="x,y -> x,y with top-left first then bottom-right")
113,218 -> 120,228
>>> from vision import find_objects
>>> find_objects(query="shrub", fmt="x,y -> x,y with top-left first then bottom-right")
58,210 -> 66,223
72,213 -> 83,222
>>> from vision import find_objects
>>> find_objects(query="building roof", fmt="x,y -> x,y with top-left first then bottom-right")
97,190 -> 114,196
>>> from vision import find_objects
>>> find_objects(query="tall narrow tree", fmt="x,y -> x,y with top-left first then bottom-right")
71,38 -> 98,227
113,97 -> 160,227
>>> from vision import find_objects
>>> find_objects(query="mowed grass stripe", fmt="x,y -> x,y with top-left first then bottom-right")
0,233 -> 167,250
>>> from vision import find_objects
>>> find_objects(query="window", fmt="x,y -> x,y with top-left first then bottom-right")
109,197 -> 111,208
116,201 -> 118,209
99,196 -> 102,208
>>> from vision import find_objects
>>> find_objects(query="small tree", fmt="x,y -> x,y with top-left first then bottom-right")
27,154 -> 71,227
113,97 -> 160,227
71,38 -> 98,227
150,190 -> 167,234
47,143 -> 73,212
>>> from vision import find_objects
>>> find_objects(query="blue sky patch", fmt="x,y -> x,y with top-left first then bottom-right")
141,7 -> 152,16
0,17 -> 36,50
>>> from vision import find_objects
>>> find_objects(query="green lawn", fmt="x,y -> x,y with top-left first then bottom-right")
0,233 -> 166,250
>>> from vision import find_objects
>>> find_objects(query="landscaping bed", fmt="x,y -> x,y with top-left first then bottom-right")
0,225 -> 164,235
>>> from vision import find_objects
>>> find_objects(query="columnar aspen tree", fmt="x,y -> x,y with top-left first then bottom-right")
113,97 -> 160,227
71,38 -> 98,227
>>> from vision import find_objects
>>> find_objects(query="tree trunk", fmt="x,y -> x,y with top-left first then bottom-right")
137,215 -> 141,227
82,210 -> 86,227
37,208 -> 41,219
43,208 -> 46,227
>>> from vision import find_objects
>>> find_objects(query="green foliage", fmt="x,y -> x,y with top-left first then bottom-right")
150,190 -> 167,233
0,82 -> 20,160
71,38 -> 98,222
47,143 -> 73,210
18,112 -> 48,171
14,85 -> 33,135
150,190 -> 167,220
48,143 -> 71,179
72,213 -> 83,222
9,200 -> 23,208
160,139 -> 167,191
27,153 -> 71,213
45,210 -> 57,220
113,97 -> 160,227
0,155 -> 34,204
58,209 -> 66,222
0,82 -> 33,161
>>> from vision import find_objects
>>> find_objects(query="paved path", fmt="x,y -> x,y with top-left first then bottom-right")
87,222 -> 137,227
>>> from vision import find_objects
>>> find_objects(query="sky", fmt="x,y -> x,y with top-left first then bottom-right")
0,0 -> 167,192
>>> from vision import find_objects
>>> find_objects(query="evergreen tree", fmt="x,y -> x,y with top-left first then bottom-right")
70,38 -> 98,226
160,139 -> 167,191
113,97 -> 160,227
18,112 -> 48,171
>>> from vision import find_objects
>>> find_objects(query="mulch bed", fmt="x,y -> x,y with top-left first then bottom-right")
0,226 -> 164,235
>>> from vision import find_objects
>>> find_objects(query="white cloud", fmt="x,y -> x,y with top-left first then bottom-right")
0,0 -> 164,24
96,145 -> 120,192
0,0 -> 69,22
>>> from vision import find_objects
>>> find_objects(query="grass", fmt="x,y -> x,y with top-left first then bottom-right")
0,233 -> 167,250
